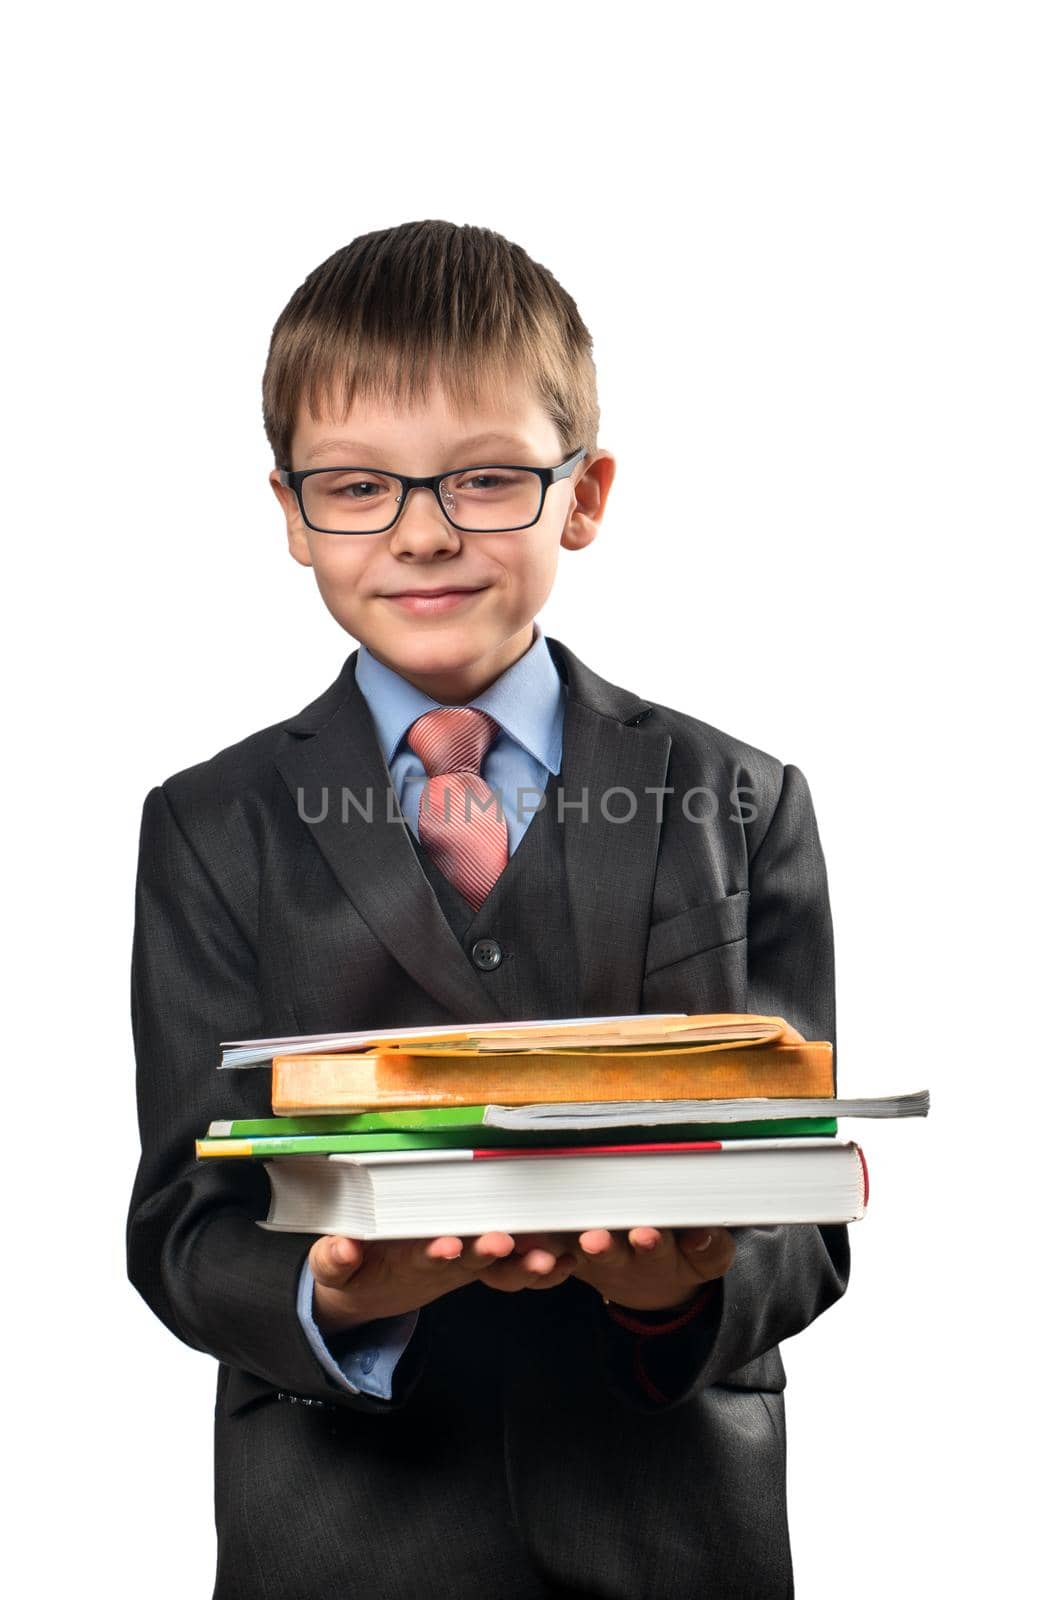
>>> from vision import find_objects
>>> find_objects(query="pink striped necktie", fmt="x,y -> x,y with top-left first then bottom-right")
405,706 -> 510,912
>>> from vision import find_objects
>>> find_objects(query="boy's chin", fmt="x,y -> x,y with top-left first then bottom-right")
349,614 -> 535,683
371,634 -> 495,673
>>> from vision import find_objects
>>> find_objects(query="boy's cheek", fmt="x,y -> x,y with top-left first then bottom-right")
313,584 -> 366,636
308,548 -> 371,611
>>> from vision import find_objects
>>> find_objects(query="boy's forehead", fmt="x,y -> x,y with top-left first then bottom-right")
293,375 -> 558,464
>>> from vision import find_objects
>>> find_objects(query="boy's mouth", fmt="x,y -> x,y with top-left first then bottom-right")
381,586 -> 488,614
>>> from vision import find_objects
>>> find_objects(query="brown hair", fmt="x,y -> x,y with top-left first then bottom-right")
261,219 -> 599,467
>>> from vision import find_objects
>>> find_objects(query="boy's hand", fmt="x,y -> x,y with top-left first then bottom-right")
568,1225 -> 736,1312
309,1231 -> 578,1336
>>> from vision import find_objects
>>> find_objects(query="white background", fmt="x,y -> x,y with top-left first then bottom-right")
4,2 -> 1043,1594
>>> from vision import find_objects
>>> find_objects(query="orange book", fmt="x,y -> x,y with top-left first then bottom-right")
270,1040 -> 833,1115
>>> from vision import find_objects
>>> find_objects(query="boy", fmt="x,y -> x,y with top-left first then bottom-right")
127,219 -> 849,1600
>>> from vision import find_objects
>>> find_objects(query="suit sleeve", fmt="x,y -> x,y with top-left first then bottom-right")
593,761 -> 851,1410
126,782 -> 430,1414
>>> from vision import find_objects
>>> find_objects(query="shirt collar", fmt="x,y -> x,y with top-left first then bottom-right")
355,622 -> 565,775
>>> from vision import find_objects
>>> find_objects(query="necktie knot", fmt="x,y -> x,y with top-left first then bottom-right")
406,706 -> 502,778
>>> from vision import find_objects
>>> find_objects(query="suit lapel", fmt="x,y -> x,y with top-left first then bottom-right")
548,639 -> 673,1016
275,656 -> 505,1022
274,637 -> 672,1023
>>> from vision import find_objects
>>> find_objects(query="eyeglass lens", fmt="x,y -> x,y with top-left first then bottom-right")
301,467 -> 543,533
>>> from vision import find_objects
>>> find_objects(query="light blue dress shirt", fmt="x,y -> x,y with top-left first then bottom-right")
296,622 -> 567,1398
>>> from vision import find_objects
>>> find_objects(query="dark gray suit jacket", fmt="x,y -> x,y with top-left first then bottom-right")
127,635 -> 849,1600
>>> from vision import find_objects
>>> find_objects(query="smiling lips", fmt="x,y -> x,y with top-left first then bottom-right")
382,586 -> 488,613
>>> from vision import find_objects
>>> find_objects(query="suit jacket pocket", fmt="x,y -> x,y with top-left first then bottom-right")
644,889 -> 749,977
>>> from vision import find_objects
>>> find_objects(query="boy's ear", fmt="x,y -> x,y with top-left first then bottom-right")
268,469 -> 314,568
561,450 -> 616,552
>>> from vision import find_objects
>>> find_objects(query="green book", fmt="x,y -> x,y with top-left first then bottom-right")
208,1105 -> 843,1139
207,1106 -> 500,1138
197,1115 -> 839,1159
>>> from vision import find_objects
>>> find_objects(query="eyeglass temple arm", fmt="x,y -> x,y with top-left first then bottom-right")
549,446 -> 588,481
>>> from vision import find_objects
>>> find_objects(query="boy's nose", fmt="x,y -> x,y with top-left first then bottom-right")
388,485 -> 460,551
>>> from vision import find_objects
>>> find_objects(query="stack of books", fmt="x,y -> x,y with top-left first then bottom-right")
196,1012 -> 928,1239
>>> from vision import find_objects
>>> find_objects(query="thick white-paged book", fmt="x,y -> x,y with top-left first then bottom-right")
256,1137 -> 869,1240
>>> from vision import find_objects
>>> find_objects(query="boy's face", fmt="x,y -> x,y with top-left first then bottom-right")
269,371 -> 615,704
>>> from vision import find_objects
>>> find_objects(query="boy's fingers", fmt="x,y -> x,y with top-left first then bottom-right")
422,1235 -> 469,1264
417,1232 -> 521,1278
471,1232 -> 568,1278
474,1233 -> 577,1291
679,1226 -> 736,1279
512,1231 -> 568,1254
482,1256 -> 576,1292
515,1232 -> 579,1276
524,1253 -> 577,1289
309,1234 -> 365,1287
627,1225 -> 673,1258
461,1232 -> 517,1270
513,1238 -> 560,1273
577,1227 -> 629,1265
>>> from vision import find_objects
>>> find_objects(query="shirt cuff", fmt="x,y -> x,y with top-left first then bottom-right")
295,1257 -> 419,1400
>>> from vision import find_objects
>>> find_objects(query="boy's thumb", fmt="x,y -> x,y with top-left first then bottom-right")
309,1234 -> 364,1286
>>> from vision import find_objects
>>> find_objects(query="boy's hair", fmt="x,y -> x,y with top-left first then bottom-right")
262,219 -> 599,468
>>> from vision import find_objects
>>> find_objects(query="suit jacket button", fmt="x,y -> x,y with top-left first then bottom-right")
471,938 -> 503,971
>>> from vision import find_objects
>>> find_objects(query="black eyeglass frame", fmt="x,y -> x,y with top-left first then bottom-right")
277,445 -> 588,535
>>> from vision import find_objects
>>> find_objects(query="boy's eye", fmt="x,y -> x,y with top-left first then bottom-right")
451,470 -> 528,493
318,472 -> 391,501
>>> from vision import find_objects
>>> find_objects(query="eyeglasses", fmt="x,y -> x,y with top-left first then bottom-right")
277,445 -> 588,535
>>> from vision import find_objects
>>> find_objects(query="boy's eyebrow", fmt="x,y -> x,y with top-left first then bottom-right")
304,431 -> 534,464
